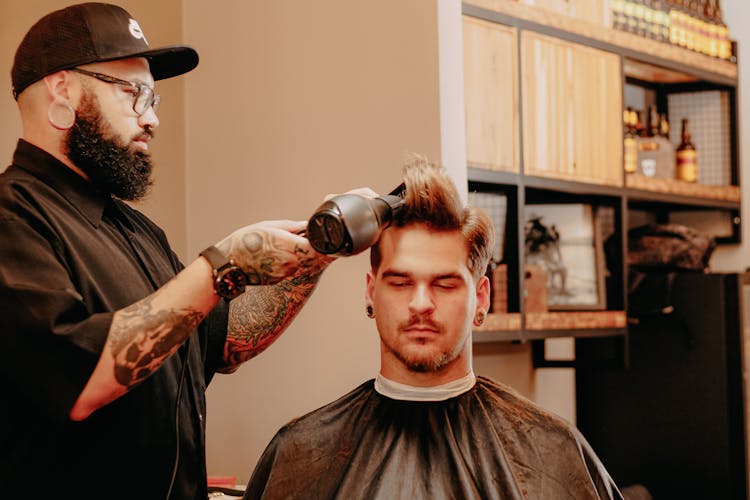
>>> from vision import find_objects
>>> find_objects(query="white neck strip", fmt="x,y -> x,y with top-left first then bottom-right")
374,371 -> 476,401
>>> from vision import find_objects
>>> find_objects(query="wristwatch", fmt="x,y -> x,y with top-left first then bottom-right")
200,245 -> 249,300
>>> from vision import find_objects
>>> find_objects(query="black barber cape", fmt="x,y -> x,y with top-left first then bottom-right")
245,376 -> 622,500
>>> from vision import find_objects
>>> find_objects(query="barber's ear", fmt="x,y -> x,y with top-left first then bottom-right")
43,70 -> 75,102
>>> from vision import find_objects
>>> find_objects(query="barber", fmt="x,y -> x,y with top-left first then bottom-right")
0,3 -> 336,499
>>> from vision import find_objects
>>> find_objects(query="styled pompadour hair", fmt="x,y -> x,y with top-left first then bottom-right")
370,155 -> 496,281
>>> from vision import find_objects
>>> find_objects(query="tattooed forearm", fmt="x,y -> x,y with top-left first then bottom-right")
109,297 -> 204,388
220,231 -> 322,286
221,270 -> 323,371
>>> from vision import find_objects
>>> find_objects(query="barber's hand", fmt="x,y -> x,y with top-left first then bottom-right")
323,187 -> 379,201
215,220 -> 331,286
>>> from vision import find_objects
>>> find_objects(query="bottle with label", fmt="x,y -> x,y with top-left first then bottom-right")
703,0 -> 719,57
636,107 -> 659,177
624,0 -> 638,33
611,0 -> 627,30
653,0 -> 670,42
624,107 -> 638,175
658,113 -> 676,178
670,0 -> 688,47
659,112 -> 670,138
633,0 -> 648,37
675,118 -> 698,182
714,0 -> 731,60
637,106 -> 675,178
642,0 -> 656,39
683,0 -> 697,51
667,0 -> 680,46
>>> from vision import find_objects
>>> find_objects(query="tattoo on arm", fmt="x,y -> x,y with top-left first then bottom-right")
224,231 -> 317,285
222,270 -> 323,371
109,297 -> 204,388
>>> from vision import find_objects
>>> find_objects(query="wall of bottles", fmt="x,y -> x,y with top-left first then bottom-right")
610,0 -> 733,60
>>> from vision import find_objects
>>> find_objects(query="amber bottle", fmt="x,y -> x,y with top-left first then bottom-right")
624,108 -> 638,174
675,118 -> 698,182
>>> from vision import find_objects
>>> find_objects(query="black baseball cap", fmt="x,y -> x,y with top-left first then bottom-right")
11,2 -> 199,99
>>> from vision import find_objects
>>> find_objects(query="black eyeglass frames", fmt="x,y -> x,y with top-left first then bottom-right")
70,67 -> 160,116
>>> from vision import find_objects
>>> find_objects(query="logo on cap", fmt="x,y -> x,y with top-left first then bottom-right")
128,19 -> 149,45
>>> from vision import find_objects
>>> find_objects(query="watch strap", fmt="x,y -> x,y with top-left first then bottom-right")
200,245 -> 230,273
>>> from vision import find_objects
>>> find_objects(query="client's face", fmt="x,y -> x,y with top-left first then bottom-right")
367,223 -> 480,382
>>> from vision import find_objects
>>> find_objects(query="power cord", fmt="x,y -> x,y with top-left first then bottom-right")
165,338 -> 191,500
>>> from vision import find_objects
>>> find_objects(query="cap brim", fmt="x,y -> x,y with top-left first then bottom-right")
125,44 -> 199,81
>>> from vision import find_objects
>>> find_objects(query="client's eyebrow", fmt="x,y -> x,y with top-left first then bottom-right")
381,270 -> 463,281
381,270 -> 410,279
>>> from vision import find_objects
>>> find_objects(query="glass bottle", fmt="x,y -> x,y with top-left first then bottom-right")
642,0 -> 656,39
714,0 -> 731,60
654,108 -> 676,178
637,106 -> 674,178
654,0 -> 670,42
659,113 -> 676,178
695,0 -> 711,55
624,0 -> 638,33
670,0 -> 687,48
611,0 -> 627,30
632,0 -> 647,36
675,118 -> 698,182
659,113 -> 670,139
624,108 -> 638,175
688,0 -> 699,51
703,0 -> 719,57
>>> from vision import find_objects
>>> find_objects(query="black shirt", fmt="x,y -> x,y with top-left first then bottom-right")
0,140 -> 229,499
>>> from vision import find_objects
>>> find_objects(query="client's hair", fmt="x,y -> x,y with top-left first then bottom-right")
370,155 -> 495,281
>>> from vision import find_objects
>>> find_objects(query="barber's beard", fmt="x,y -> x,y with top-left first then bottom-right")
66,92 -> 154,201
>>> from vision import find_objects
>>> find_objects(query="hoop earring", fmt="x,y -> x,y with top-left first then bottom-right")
48,100 -> 76,130
474,310 -> 486,326
366,305 -> 374,318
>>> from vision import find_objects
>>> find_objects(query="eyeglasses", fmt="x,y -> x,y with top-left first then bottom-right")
70,67 -> 160,116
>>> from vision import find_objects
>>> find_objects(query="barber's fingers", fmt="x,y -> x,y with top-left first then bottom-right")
256,219 -> 307,234
323,187 -> 379,201
347,187 -> 379,198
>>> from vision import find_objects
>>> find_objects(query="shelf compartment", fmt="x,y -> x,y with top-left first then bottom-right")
626,173 -> 740,204
469,166 -> 625,199
526,310 -> 626,330
472,311 -> 626,343
475,312 -> 522,333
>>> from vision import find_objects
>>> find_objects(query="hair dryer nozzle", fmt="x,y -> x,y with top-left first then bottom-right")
306,190 -> 404,256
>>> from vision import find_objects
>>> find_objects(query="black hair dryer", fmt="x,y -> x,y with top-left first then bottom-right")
306,186 -> 405,256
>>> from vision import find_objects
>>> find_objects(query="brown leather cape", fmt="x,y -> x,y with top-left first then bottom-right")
244,376 -> 623,499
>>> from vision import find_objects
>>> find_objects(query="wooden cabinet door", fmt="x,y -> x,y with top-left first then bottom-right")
463,16 -> 519,173
572,44 -> 622,186
521,31 -> 622,185
521,31 -> 576,178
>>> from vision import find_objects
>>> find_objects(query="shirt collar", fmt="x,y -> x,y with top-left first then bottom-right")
374,371 -> 477,401
11,139 -> 110,227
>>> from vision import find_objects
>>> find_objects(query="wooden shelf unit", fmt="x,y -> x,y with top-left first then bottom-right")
462,1 -> 740,354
